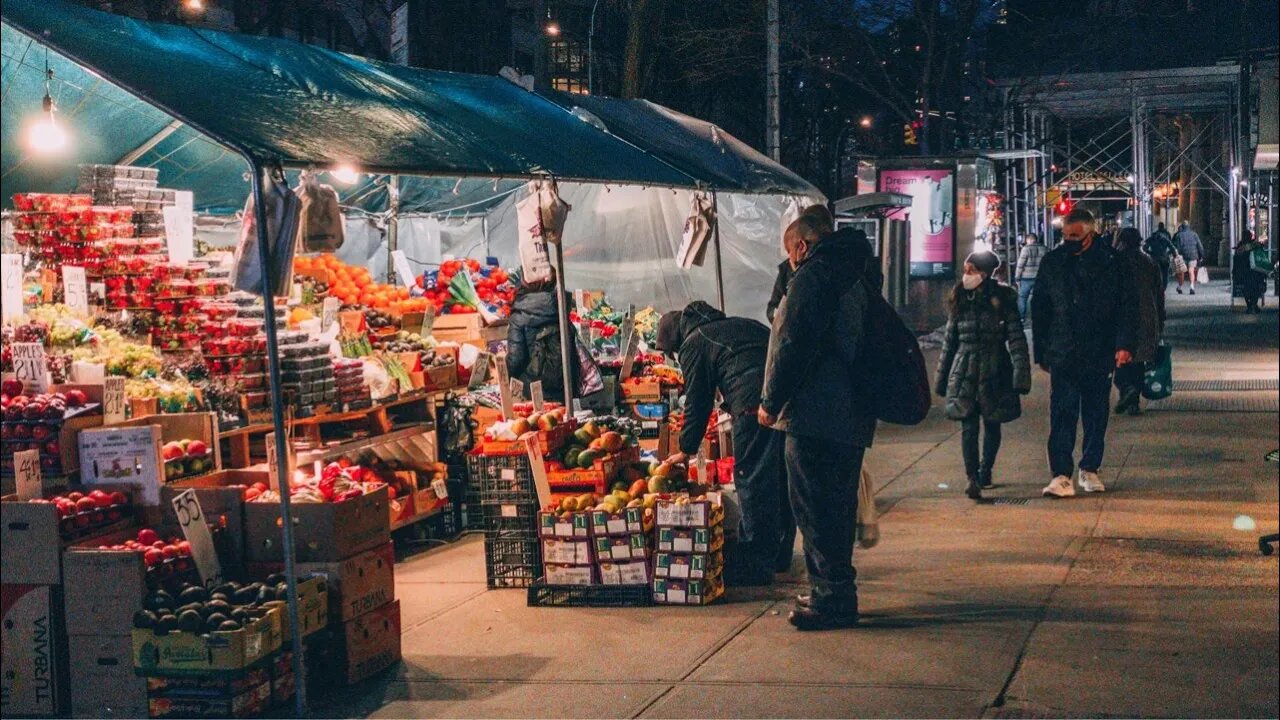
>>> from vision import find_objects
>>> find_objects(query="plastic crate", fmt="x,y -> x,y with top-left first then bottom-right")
467,452 -> 533,483
483,504 -> 540,537
526,580 -> 654,607
484,536 -> 541,588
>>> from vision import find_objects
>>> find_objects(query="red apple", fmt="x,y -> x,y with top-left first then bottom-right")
64,389 -> 87,407
143,548 -> 163,567
161,545 -> 179,559
67,492 -> 84,502
75,497 -> 96,513
92,492 -> 113,509
30,424 -> 50,440
43,440 -> 60,456
23,404 -> 44,420
109,491 -> 128,506
186,439 -> 208,457
0,379 -> 22,397
12,424 -> 31,440
136,528 -> 159,546
161,442 -> 185,461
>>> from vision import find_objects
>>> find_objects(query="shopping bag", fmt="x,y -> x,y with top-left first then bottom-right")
1196,266 -> 1210,284
1142,341 -> 1173,400
854,466 -> 879,549
515,180 -> 568,284
295,172 -> 345,252
676,191 -> 715,269
1172,252 -> 1188,276
574,334 -> 605,396
1249,247 -> 1272,274
232,168 -> 300,297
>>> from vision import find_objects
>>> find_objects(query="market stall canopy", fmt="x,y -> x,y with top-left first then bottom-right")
535,88 -> 819,197
1,0 -> 695,189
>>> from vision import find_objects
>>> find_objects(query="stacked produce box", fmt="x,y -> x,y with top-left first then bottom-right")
651,495 -> 725,605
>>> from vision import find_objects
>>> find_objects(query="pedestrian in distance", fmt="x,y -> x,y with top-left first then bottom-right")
761,214 -> 877,631
655,301 -> 794,586
1173,221 -> 1206,294
1032,208 -> 1137,498
767,205 -> 833,323
1232,231 -> 1271,314
1143,222 -> 1177,292
1015,232 -> 1046,320
1112,228 -> 1165,416
935,251 -> 1031,501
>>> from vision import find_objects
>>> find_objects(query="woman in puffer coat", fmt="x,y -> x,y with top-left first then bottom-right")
935,251 -> 1032,501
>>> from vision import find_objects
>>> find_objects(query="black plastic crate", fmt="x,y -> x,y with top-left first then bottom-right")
526,580 -> 654,608
484,536 -> 541,589
467,452 -> 533,483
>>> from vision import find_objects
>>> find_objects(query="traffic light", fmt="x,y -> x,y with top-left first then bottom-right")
903,123 -> 918,146
1056,197 -> 1072,215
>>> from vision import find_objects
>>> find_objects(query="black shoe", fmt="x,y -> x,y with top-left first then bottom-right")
978,469 -> 994,488
1189,287 -> 1196,295
964,477 -> 983,500
788,606 -> 860,631
1176,287 -> 1183,294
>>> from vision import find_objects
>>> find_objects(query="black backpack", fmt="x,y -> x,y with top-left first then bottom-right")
851,281 -> 931,425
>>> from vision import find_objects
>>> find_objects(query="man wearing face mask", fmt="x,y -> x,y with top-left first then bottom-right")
655,301 -> 793,585
1031,208 -> 1137,498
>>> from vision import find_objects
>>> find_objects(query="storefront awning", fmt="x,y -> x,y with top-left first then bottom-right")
1,0 -> 696,188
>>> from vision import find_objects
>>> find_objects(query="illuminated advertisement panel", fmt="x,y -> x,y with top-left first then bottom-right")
879,169 -> 955,278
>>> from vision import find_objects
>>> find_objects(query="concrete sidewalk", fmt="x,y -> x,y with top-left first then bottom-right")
326,281 -> 1279,719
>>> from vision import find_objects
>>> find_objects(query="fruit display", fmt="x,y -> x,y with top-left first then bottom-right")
295,254 -> 429,316
160,439 -> 214,480
1,382 -> 98,475
132,576 -> 289,636
24,488 -> 132,536
247,458 -> 388,504
421,258 -> 515,319
94,527 -> 198,585
372,329 -> 430,353
548,418 -> 630,471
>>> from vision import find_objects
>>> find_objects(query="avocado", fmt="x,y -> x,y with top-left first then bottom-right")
154,615 -> 178,636
178,586 -> 209,605
177,610 -> 204,633
143,590 -> 175,613
232,586 -> 259,606
203,613 -> 229,631
202,599 -> 232,618
133,610 -> 158,630
217,619 -> 243,632
265,573 -> 286,586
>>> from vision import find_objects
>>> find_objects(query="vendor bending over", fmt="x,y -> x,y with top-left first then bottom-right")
656,301 -> 795,586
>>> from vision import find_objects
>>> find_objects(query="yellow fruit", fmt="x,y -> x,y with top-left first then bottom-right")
612,489 -> 630,504
601,431 -> 624,453
626,499 -> 642,508
652,463 -> 672,477
560,496 -> 579,512
576,493 -> 594,509
582,420 -> 600,438
511,418 -> 532,435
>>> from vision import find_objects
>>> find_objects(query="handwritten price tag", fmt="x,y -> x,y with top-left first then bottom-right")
320,297 -> 340,332
523,432 -> 552,510
530,380 -> 545,411
431,477 -> 448,500
494,354 -> 514,419
1,253 -> 23,324
619,327 -> 641,380
14,449 -> 42,500
420,304 -> 436,337
469,351 -> 492,390
103,376 -> 126,424
170,489 -> 224,588
63,266 -> 88,315
12,342 -> 48,393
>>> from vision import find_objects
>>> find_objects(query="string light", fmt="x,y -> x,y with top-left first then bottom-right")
27,48 -> 68,155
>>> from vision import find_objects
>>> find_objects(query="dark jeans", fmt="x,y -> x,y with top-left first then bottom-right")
960,416 -> 1002,478
1017,279 -> 1035,319
1156,262 -> 1171,292
1048,368 -> 1112,477
1114,362 -> 1146,401
731,416 -> 787,581
777,466 -> 797,572
785,434 -> 864,614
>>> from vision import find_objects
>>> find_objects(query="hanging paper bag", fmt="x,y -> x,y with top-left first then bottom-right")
677,191 -> 715,269
295,172 -> 345,252
516,180 -> 560,284
232,168 -> 300,297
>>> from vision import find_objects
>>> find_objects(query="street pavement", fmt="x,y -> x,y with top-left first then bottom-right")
325,279 -> 1279,719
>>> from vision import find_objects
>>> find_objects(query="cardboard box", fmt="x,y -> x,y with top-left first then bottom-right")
0,487 -> 137,586
244,485 -> 389,563
421,362 -> 459,392
654,551 -> 723,580
593,532 -> 649,562
264,575 -> 329,645
146,681 -> 271,718
598,560 -> 651,585
287,542 -> 396,623
537,510 -> 591,539
619,376 -> 661,402
655,494 -> 724,529
479,422 -> 572,455
337,599 -> 401,685
132,605 -> 281,674
0,584 -> 65,717
657,525 -> 724,554
652,576 -> 724,605
541,538 -> 594,565
543,563 -> 595,585
68,633 -> 148,718
588,506 -> 649,536
144,664 -> 269,697
62,538 -> 149,637
117,412 -> 223,477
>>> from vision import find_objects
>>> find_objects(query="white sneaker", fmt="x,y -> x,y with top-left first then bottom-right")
1080,471 -> 1105,493
1041,475 -> 1076,498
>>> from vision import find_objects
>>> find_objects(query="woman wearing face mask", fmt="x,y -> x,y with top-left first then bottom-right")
935,251 -> 1032,500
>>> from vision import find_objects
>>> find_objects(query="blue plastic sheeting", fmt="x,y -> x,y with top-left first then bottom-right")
1,0 -> 695,187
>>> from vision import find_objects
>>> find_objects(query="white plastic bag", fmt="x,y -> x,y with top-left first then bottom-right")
232,168 -> 300,297
1196,266 -> 1209,285
854,466 -> 879,549
779,197 -> 802,258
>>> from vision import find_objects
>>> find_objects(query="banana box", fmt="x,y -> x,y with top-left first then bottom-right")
598,560 -> 651,585
592,532 -> 649,562
657,525 -> 724,554
543,563 -> 596,586
538,510 -> 592,539
654,551 -> 723,581
655,493 -> 724,529
588,506 -> 652,536
540,538 -> 594,565
652,576 -> 724,605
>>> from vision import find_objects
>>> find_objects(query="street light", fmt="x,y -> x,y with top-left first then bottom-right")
545,21 -> 561,37
859,116 -> 873,128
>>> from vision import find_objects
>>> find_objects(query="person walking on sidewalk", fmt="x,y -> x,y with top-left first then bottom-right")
761,215 -> 877,630
1032,208 -> 1137,498
655,301 -> 793,586
1173,221 -> 1205,294
1143,222 -> 1177,292
1015,233 -> 1046,319
1232,232 -> 1271,314
1112,228 -> 1165,416
935,251 -> 1031,501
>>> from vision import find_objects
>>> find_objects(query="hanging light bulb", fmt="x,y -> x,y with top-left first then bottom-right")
330,165 -> 360,184
27,52 -> 68,155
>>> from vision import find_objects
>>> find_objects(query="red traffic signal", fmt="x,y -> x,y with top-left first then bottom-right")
1055,198 -> 1072,214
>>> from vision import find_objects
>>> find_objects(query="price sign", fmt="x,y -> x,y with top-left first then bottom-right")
14,449 -> 42,500
391,250 -> 416,287
62,266 -> 88,315
103,376 -> 127,424
264,432 -> 296,492
523,432 -> 552,510
468,351 -> 492,390
1,253 -> 22,323
509,379 -> 525,402
695,449 -> 708,485
12,342 -> 48,393
419,304 -> 436,337
530,381 -> 545,411
619,327 -> 641,380
494,354 -> 514,419
163,191 -> 195,266
170,489 -> 224,588
320,297 -> 340,332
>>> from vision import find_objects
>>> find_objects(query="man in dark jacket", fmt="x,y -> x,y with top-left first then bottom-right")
1113,228 -> 1165,415
1144,222 -> 1176,291
761,216 -> 877,630
767,205 -> 833,322
1032,208 -> 1137,498
656,301 -> 793,584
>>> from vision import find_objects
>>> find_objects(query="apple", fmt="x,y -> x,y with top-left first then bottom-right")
92,493 -> 113,509
30,424 -> 50,440
23,403 -> 44,420
143,548 -> 163,567
186,439 -> 208,457
44,403 -> 64,421
75,497 -> 96,514
109,491 -> 128,506
136,528 -> 159,546
64,389 -> 87,407
73,514 -> 91,528
1,379 -> 22,397
161,442 -> 185,461
161,545 -> 179,559
2,406 -> 20,421
67,492 -> 84,502
12,424 -> 31,440
43,440 -> 60,456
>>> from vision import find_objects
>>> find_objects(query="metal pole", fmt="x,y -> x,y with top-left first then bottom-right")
765,0 -> 780,162
711,190 -> 725,311
588,0 -> 602,95
551,240 -> 574,410
248,161 -> 307,716
385,174 -> 400,284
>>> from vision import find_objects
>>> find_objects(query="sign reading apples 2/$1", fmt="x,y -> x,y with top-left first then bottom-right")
12,343 -> 49,393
